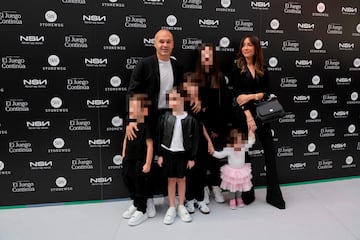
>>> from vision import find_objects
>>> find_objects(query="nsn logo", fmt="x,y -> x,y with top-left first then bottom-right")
88,139 -> 110,145
30,161 -> 52,168
296,60 -> 312,65
251,1 -> 270,8
83,15 -> 106,21
87,100 -> 109,105
298,23 -> 314,29
23,79 -> 47,85
26,121 -> 50,127
20,36 -> 44,42
90,177 -> 112,184
84,58 -> 107,64
199,19 -> 219,25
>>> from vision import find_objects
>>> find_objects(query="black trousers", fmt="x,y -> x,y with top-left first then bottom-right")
122,159 -> 149,213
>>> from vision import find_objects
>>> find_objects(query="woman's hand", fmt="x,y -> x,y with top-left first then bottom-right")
157,156 -> 163,167
126,122 -> 138,140
187,160 -> 195,169
236,94 -> 252,106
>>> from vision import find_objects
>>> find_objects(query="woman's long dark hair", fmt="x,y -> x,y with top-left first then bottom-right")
236,35 -> 264,77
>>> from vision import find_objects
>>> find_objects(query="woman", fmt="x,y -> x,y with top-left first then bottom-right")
231,35 -> 285,209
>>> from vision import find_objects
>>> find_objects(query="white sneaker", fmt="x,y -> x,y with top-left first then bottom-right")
204,186 -> 210,204
128,210 -> 148,226
146,198 -> 156,218
212,186 -> 225,203
197,200 -> 210,214
185,199 -> 196,214
122,205 -> 137,219
177,205 -> 192,223
163,207 -> 176,225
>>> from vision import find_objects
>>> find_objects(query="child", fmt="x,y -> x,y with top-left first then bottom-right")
121,94 -> 153,226
211,128 -> 255,209
157,87 -> 199,225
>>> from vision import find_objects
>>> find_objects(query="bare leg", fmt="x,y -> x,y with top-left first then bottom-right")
168,178 -> 177,207
177,177 -> 186,206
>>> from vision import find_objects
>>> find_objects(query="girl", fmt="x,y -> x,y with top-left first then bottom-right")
211,129 -> 255,209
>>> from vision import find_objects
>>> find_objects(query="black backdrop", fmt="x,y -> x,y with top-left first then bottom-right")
0,0 -> 359,206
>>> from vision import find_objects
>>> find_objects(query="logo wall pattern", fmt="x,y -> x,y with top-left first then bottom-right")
0,0 -> 359,206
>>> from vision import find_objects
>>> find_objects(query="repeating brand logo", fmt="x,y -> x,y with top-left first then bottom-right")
64,35 -> 88,48
284,2 -> 301,14
277,146 -> 294,157
0,11 -> 22,25
88,139 -> 111,147
62,0 -> 86,4
324,59 -> 340,70
45,97 -> 69,113
318,160 -> 333,170
143,37 -> 155,47
199,18 -> 219,28
352,23 -> 360,36
126,57 -> 142,69
310,39 -> 326,53
12,180 -> 35,193
305,110 -> 321,123
331,143 -> 346,151
251,1 -> 270,10
308,75 -> 323,89
26,120 -> 50,130
322,94 -> 337,104
182,38 -> 202,50
51,177 -> 73,192
349,58 -> 360,71
40,10 -> 64,27
341,6 -> 357,15
342,156 -> 356,169
291,129 -> 308,137
320,127 -> 335,137
267,57 -> 282,71
312,2 -> 329,17
297,22 -> 315,32
293,95 -> 310,103
105,76 -> 127,92
106,116 -> 123,131
216,0 -> 235,12
67,78 -> 89,90
248,149 -> 264,157
290,162 -> 306,171
327,23 -> 343,35
69,119 -> 91,131
9,140 -> 32,153
344,124 -> 359,137
338,42 -> 354,51
23,79 -> 47,89
90,177 -> 112,186
182,0 -> 202,9
48,138 -> 71,153
143,0 -> 164,5
0,161 -> 11,175
71,158 -> 93,170
102,0 -> 125,7
279,113 -> 296,123
295,59 -> 312,68
125,15 -> 147,28
282,40 -> 299,52
1,56 -> 26,69
20,35 -> 45,45
304,143 -> 319,156
83,15 -> 106,24
347,91 -> 359,104
0,123 -> 8,135
104,34 -> 126,50
108,155 -> 123,169
266,19 -> 284,33
216,37 -> 234,52
333,110 -> 348,119
85,58 -> 108,67
5,99 -> 29,112
260,40 -> 269,48
43,55 -> 66,71
280,77 -> 297,88
87,99 -> 110,108
336,77 -> 351,85
30,161 -> 53,170
162,15 -> 182,31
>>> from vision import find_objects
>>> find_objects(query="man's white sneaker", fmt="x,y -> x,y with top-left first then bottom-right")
212,186 -> 225,203
177,205 -> 192,223
197,200 -> 210,214
204,186 -> 210,204
122,205 -> 137,219
163,207 -> 176,225
128,210 -> 148,226
146,198 -> 156,218
185,199 -> 196,214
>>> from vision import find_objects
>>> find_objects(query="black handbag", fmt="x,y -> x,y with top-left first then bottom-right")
255,97 -> 286,123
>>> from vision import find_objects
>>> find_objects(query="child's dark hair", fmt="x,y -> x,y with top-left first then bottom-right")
166,86 -> 188,102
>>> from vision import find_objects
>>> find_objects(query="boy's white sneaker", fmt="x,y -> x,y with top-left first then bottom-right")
122,205 -> 137,219
163,207 -> 177,225
128,210 -> 148,226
